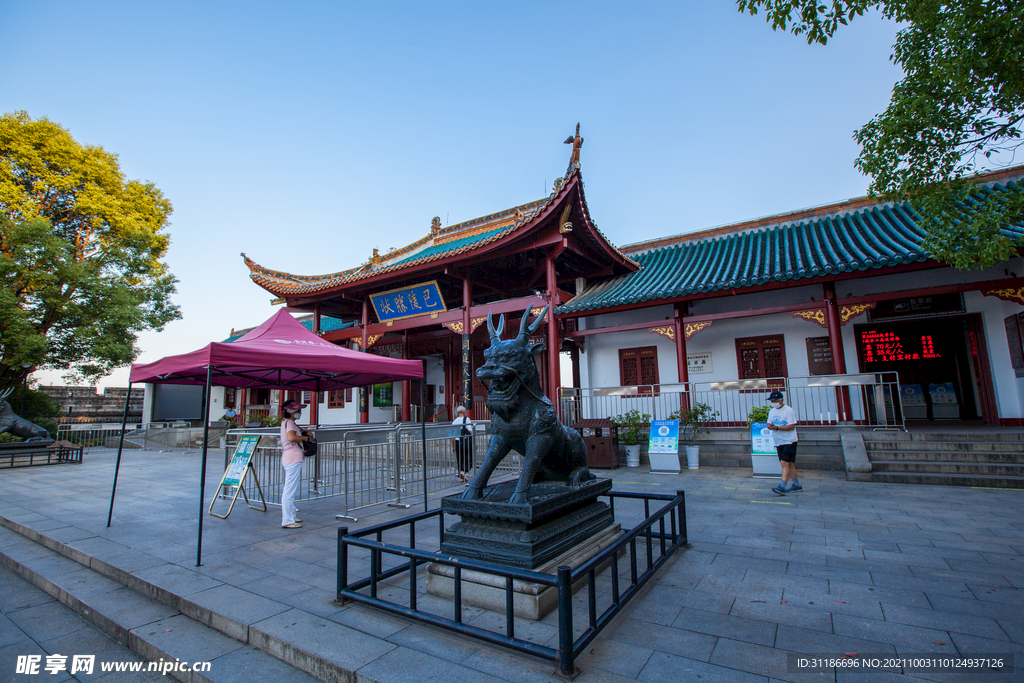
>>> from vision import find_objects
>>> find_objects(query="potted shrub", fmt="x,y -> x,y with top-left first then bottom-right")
610,409 -> 650,467
670,403 -> 718,469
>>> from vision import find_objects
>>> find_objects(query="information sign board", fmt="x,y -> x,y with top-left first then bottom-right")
750,421 -> 782,478
373,383 -> 393,407
648,420 -> 680,474
687,353 -> 713,375
209,435 -> 266,519
223,435 -> 261,486
648,420 -> 679,453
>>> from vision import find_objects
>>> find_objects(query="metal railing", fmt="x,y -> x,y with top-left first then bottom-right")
0,443 -> 83,468
220,420 -> 515,520
57,421 -> 233,453
337,489 -> 687,678
560,371 -> 905,431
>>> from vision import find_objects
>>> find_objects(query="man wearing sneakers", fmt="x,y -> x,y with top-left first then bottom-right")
766,390 -> 801,495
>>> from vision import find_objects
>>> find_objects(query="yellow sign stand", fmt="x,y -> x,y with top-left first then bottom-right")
209,434 -> 267,518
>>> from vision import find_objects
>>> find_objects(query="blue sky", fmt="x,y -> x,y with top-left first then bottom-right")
0,1 -> 903,387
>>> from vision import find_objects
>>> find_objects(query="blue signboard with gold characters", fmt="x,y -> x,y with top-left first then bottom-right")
370,280 -> 447,323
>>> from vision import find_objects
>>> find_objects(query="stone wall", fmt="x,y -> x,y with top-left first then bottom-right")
37,386 -> 144,423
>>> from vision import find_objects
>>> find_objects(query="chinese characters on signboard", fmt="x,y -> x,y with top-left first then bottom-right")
686,352 -> 713,375
859,329 -> 942,364
370,281 -> 447,323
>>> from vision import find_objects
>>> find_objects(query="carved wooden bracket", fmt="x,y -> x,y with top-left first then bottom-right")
355,333 -> 384,348
982,284 -> 1024,306
684,320 -> 712,341
840,303 -> 875,325
792,309 -> 827,328
442,321 -> 465,334
470,317 -> 487,333
650,325 -> 676,341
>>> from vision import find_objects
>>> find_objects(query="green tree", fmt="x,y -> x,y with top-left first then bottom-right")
0,111 -> 180,394
737,0 -> 1024,269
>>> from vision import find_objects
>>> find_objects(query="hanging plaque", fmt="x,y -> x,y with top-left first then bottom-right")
370,280 -> 447,323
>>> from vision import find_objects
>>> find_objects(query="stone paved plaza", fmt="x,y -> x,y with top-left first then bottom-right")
0,446 -> 1021,682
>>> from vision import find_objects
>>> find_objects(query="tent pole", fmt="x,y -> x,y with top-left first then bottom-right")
106,384 -> 133,527
197,367 -> 213,567
421,360 -> 427,511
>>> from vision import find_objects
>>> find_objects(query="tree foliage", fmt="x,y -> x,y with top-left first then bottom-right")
0,112 -> 180,393
737,0 -> 1024,268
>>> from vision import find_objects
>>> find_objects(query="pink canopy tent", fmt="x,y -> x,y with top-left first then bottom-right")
128,308 -> 422,389
107,309 -> 424,566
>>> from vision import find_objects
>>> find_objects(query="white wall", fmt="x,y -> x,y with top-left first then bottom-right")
578,262 -> 1024,421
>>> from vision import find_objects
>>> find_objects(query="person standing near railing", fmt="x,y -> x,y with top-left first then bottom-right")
280,399 -> 311,528
766,390 -> 801,495
451,405 -> 472,483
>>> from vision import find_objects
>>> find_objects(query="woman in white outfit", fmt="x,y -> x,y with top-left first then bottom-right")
279,399 -> 312,529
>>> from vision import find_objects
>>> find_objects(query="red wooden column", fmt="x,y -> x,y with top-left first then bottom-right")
401,331 -> 411,422
462,277 -> 473,418
674,303 -> 690,411
310,305 -> 321,426
823,281 -> 851,422
546,254 -> 561,416
359,298 -> 370,424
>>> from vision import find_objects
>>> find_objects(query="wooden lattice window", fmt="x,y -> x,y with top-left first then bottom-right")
328,390 -> 345,409
619,347 -> 660,388
736,335 -> 787,380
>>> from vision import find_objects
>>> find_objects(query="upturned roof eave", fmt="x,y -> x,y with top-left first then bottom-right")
246,168 -> 637,299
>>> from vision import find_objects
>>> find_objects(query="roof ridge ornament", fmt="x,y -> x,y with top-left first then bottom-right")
430,216 -> 442,236
564,123 -> 583,174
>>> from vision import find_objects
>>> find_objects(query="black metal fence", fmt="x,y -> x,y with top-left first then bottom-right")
336,489 -> 687,678
0,444 -> 83,469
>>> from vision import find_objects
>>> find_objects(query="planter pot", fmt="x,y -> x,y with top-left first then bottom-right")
685,445 -> 700,470
625,445 -> 641,467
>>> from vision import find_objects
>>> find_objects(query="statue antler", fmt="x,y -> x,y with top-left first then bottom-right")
0,388 -> 13,402
487,312 -> 505,342
517,305 -> 550,342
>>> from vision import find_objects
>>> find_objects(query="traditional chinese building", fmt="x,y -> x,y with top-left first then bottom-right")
241,134 -> 1024,433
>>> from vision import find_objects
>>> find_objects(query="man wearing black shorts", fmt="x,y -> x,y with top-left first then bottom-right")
766,390 -> 800,495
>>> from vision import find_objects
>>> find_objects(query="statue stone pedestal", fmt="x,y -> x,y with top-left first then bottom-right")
426,478 -> 622,619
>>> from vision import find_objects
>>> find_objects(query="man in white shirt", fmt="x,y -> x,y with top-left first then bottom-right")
766,390 -> 800,495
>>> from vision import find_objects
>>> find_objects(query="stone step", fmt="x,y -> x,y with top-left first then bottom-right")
869,460 -> 1024,476
0,518 -> 383,683
864,441 -> 1023,454
865,450 -> 1024,464
868,471 -> 1024,489
862,432 -> 1024,444
0,526 -> 322,683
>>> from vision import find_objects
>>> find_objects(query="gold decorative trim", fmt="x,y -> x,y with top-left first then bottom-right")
650,326 -> 675,341
442,321 -> 465,334
530,306 -> 546,317
470,317 -> 487,333
983,285 -> 1024,306
684,321 -> 712,341
840,303 -> 875,325
366,333 -> 384,348
792,309 -> 827,328
430,312 -> 439,319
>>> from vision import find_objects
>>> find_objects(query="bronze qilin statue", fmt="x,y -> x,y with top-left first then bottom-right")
0,389 -> 52,442
463,305 -> 593,504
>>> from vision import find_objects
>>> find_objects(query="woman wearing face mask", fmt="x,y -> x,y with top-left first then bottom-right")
766,391 -> 800,495
280,399 -> 312,528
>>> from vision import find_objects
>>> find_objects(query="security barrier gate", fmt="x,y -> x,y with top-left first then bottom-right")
220,421 -> 519,520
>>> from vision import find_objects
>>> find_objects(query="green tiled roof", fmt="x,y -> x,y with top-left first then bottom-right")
390,224 -> 511,267
558,181 -> 1024,314
223,315 -> 353,342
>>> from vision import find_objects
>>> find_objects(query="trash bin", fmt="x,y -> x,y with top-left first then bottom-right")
572,419 -> 619,469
